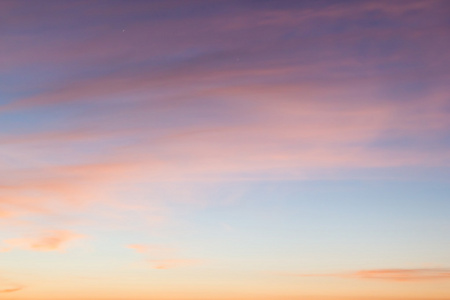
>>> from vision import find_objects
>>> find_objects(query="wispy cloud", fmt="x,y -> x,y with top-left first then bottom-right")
127,244 -> 175,257
1,230 -> 83,252
127,244 -> 199,270
147,259 -> 200,270
285,268 -> 450,282
0,285 -> 24,293
0,0 -> 449,298
0,1 -> 447,247
0,277 -> 25,294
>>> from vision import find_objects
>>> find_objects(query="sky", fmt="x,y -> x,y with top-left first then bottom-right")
1,0 -> 450,299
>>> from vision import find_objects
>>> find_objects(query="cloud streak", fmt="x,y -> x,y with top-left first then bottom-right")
0,1 -> 448,240
128,244 -> 199,270
286,268 -> 450,282
147,259 -> 200,270
0,278 -> 25,294
0,1 -> 449,298
2,230 -> 83,252
128,244 -> 175,257
0,285 -> 24,293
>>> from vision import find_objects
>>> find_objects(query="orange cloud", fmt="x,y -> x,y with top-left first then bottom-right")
0,279 -> 25,294
286,268 -> 450,282
147,259 -> 200,270
0,157 -> 147,218
127,244 -> 149,253
2,230 -> 83,252
352,269 -> 450,281
0,285 -> 24,293
128,244 -> 175,256
128,244 -> 199,269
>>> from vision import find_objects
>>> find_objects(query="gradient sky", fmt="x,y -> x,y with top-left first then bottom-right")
1,0 -> 450,299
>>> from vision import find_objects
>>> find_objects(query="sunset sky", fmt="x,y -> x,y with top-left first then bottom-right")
1,0 -> 450,299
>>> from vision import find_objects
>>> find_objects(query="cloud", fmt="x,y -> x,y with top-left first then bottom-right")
1,0 -> 448,185
0,285 -> 24,293
352,269 -> 450,281
286,268 -> 450,282
128,244 -> 151,253
0,278 -> 25,294
127,244 -> 199,270
147,259 -> 200,270
2,230 -> 83,252
0,2 -> 448,296
0,156 -> 150,220
127,244 -> 175,256
1,81 -> 449,224
0,0 -> 448,237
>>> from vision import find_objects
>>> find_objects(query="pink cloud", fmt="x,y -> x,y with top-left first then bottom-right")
127,244 -> 175,256
2,230 -> 83,252
127,244 -> 199,270
0,156 -> 150,215
147,259 -> 200,270
1,81 -> 449,226
286,268 -> 450,282
0,0 -> 448,238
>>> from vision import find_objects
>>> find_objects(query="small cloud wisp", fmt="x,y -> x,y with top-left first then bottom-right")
286,268 -> 450,282
1,230 -> 83,252
0,281 -> 25,294
147,259 -> 200,270
127,243 -> 199,270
